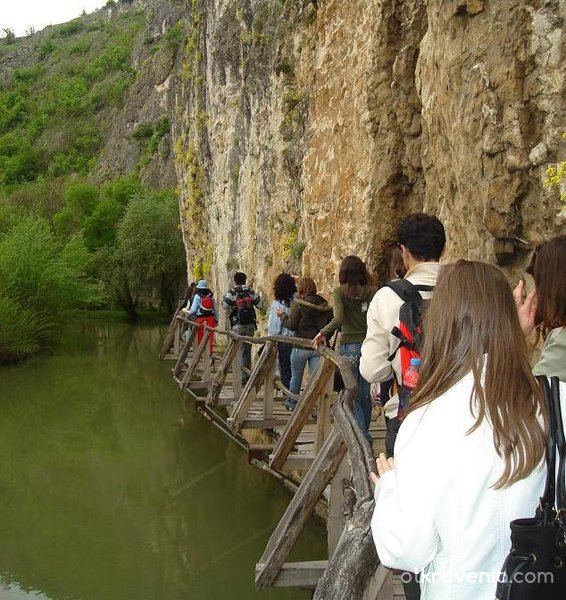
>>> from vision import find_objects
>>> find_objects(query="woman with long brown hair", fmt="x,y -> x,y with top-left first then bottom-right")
312,256 -> 375,441
371,260 -> 561,600
514,234 -> 566,381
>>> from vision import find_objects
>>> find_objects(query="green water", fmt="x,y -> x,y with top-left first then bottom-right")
0,322 -> 326,600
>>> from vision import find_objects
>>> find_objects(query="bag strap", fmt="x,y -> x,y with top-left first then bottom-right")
550,376 -> 566,530
536,375 -> 557,523
384,279 -> 433,304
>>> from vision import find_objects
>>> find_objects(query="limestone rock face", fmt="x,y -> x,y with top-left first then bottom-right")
175,0 -> 564,308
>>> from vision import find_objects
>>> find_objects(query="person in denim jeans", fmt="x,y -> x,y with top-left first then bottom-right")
277,277 -> 333,410
267,273 -> 297,393
313,256 -> 375,442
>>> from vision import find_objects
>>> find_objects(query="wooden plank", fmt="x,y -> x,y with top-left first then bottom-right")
374,567 -> 394,600
241,418 -> 289,430
255,428 -> 347,590
281,454 -> 316,471
269,358 -> 335,471
255,561 -> 328,588
206,338 -> 239,406
228,342 -> 277,433
180,330 -> 209,388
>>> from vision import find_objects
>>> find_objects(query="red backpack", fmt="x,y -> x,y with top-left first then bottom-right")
384,279 -> 434,418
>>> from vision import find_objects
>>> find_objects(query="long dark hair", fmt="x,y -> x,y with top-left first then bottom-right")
273,273 -> 297,305
338,256 -> 369,298
530,235 -> 566,336
410,260 -> 546,489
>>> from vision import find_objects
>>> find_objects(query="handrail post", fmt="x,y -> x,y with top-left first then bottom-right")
233,341 -> 243,401
263,345 -> 276,420
172,316 -> 183,357
314,364 -> 334,452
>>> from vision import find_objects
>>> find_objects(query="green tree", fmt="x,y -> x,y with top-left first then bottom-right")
100,190 -> 185,320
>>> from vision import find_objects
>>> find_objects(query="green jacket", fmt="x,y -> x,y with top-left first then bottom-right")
320,285 -> 375,344
533,327 -> 566,382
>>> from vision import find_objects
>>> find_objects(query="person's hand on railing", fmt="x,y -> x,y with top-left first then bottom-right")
369,453 -> 395,486
312,332 -> 327,350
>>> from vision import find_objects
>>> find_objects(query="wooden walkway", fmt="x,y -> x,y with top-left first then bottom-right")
161,310 -> 406,599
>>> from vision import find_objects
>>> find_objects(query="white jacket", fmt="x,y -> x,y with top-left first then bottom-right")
371,372 -> 566,600
360,262 -> 441,385
360,262 -> 441,416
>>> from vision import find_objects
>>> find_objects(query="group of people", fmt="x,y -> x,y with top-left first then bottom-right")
182,215 -> 565,599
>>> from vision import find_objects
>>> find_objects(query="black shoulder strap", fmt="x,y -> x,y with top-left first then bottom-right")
537,376 -> 558,523
384,279 -> 433,303
551,376 -> 565,524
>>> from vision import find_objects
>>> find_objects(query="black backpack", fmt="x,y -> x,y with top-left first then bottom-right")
231,287 -> 256,326
384,279 -> 434,417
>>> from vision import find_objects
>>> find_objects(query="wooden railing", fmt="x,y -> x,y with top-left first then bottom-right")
161,314 -> 398,599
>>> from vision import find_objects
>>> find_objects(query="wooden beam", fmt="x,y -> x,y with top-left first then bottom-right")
228,342 -> 277,433
315,368 -> 334,452
312,394 -> 380,600
159,313 -> 181,359
255,428 -> 347,590
171,325 -> 197,378
180,330 -> 209,388
255,561 -> 328,588
269,358 -> 335,470
206,338 -> 239,406
263,357 -> 276,420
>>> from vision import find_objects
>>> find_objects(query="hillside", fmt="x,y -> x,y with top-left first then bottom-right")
0,0 -> 187,361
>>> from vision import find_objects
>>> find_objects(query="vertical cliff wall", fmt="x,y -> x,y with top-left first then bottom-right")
174,0 -> 564,304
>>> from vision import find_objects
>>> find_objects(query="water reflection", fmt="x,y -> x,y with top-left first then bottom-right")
0,322 -> 325,600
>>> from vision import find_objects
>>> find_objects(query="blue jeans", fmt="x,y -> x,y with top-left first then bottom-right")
340,342 -> 371,442
288,347 -> 320,407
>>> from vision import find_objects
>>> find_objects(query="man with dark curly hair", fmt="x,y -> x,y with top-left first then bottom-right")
360,212 -> 446,436
361,212 -> 445,600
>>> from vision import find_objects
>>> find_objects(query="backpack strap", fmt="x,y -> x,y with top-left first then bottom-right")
384,279 -> 434,303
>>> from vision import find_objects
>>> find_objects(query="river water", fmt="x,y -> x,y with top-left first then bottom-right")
0,322 -> 326,600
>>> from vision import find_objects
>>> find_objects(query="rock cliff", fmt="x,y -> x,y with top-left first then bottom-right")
174,0 -> 564,307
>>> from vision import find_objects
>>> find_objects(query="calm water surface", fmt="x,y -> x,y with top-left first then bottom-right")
0,322 -> 326,600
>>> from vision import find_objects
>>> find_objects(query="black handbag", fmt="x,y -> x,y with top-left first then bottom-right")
496,376 -> 566,599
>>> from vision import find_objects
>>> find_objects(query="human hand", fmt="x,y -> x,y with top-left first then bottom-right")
312,332 -> 327,349
513,280 -> 537,336
370,453 -> 395,487
275,308 -> 285,318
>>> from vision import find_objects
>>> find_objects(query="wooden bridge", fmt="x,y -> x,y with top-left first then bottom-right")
160,307 -> 405,599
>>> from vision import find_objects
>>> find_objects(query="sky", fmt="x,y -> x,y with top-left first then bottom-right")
1,0 -> 109,37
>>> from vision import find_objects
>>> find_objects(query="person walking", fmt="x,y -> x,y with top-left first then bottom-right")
278,277 -> 333,410
222,272 -> 263,384
371,260 -> 565,600
312,256 -> 375,441
267,273 -> 297,394
360,213 -> 446,457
